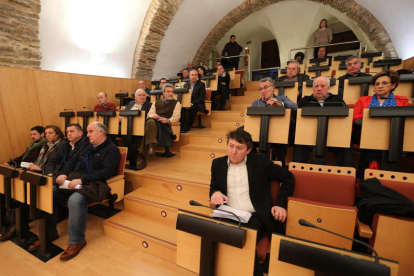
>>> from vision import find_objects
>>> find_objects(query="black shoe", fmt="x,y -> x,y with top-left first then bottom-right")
204,110 -> 209,115
136,154 -> 147,170
0,226 -> 15,242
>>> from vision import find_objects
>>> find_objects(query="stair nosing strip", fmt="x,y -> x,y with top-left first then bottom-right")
106,220 -> 177,247
142,174 -> 209,186
126,195 -> 180,210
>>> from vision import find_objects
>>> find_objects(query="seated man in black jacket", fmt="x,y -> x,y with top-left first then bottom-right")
276,60 -> 310,100
293,76 -> 354,167
210,129 -> 295,276
337,55 -> 371,95
44,124 -> 87,176
211,65 -> 231,111
181,69 -> 207,131
48,122 -> 120,261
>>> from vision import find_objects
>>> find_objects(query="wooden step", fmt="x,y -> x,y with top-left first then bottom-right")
211,110 -> 245,121
103,211 -> 177,263
243,90 -> 261,98
229,103 -> 251,111
180,143 -> 228,162
140,174 -> 210,201
188,133 -> 227,148
230,96 -> 256,104
245,81 -> 259,90
211,120 -> 243,132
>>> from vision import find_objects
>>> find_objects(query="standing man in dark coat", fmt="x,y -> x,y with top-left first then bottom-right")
182,69 -> 207,131
221,35 -> 243,70
210,129 -> 295,275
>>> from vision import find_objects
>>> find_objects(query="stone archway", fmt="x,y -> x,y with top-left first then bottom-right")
131,0 -> 184,79
192,0 -> 396,65
132,0 -> 396,79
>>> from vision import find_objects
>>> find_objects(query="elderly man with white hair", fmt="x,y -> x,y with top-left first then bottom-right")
293,76 -> 354,167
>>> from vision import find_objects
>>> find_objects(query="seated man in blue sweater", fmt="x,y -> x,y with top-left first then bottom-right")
250,77 -> 297,166
47,122 -> 120,261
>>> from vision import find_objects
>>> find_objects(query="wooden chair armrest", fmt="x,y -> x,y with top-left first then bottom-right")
356,218 -> 373,238
204,100 -> 211,103
171,122 -> 181,126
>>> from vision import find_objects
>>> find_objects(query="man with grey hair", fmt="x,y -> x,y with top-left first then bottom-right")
250,77 -> 297,166
251,77 -> 298,110
140,83 -> 181,157
338,55 -> 371,95
43,121 -> 121,261
294,76 -> 353,167
275,60 -> 310,100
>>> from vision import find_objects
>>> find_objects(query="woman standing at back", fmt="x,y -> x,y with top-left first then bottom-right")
313,19 -> 332,58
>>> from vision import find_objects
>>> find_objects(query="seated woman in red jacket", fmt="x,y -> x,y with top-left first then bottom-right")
353,70 -> 408,178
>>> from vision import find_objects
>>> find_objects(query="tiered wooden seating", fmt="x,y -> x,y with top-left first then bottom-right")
274,82 -> 299,104
342,76 -> 374,104
286,162 -> 357,249
364,169 -> 414,276
268,233 -> 399,276
210,110 -> 245,131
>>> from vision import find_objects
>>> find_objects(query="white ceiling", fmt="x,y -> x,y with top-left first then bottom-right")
39,0 -> 414,79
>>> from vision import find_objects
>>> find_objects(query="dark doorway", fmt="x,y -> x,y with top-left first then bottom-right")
261,39 -> 280,68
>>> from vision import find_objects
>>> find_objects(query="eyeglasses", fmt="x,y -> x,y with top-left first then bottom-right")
258,85 -> 274,92
374,81 -> 391,86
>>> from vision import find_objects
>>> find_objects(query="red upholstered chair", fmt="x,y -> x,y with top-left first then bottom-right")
256,161 -> 282,263
364,169 -> 414,276
286,162 -> 358,250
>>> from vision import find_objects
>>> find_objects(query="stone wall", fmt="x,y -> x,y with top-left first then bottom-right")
193,0 -> 397,65
0,0 -> 41,69
131,0 -> 184,80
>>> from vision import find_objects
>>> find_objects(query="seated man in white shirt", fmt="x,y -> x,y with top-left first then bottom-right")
210,129 -> 295,276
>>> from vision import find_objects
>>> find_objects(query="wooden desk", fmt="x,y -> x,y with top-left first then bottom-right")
26,172 -> 53,214
268,234 -> 398,276
121,111 -> 146,136
244,109 -> 291,144
295,108 -> 353,148
176,210 -> 257,276
360,108 -> 414,152
98,111 -> 120,135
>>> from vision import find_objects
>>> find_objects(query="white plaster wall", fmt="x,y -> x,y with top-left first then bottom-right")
38,0 -> 414,80
39,0 -> 151,78
152,0 -> 244,79
356,0 -> 414,60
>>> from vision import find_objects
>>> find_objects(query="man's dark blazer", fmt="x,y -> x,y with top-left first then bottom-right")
184,80 -> 206,112
125,100 -> 152,114
209,153 -> 295,234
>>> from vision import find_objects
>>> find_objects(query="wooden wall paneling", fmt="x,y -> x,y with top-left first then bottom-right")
403,56 -> 414,70
122,78 -> 140,97
71,73 -> 102,112
33,70 -> 77,127
99,76 -> 124,105
0,99 -> 14,163
0,67 -> 43,157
